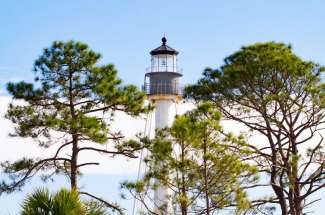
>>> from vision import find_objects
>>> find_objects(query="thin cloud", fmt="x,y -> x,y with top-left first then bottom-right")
0,66 -> 10,71
0,96 -> 195,175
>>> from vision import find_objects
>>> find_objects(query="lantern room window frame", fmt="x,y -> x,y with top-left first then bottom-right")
150,54 -> 178,73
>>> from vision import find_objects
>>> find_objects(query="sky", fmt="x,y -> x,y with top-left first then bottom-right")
0,0 -> 325,214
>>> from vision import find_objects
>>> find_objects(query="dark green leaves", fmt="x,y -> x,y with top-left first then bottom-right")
6,40 -> 147,142
21,188 -> 108,215
2,40 -> 148,205
7,81 -> 44,101
185,42 -> 325,108
124,103 -> 257,214
185,41 -> 325,214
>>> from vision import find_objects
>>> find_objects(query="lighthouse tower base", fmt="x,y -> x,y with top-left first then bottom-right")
155,100 -> 177,129
153,99 -> 177,214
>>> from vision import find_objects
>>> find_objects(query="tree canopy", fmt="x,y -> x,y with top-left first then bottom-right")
21,188 -> 108,215
2,41 -> 149,213
185,42 -> 325,215
123,103 -> 258,215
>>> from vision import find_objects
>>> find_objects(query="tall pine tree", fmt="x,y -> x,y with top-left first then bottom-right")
123,103 -> 257,215
2,41 -> 149,213
185,42 -> 325,215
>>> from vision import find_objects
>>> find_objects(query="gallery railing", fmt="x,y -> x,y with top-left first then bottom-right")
143,82 -> 183,96
146,66 -> 182,74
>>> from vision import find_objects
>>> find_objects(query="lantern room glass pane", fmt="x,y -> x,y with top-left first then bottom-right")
151,54 -> 177,72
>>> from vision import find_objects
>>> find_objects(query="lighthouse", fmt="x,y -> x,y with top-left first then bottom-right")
144,37 -> 182,213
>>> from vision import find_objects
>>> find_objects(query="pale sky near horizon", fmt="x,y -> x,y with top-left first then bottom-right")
1,0 -> 325,214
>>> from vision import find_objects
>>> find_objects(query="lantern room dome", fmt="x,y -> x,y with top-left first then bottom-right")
150,37 -> 179,55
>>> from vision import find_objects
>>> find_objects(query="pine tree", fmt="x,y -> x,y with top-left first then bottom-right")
185,42 -> 325,215
2,41 -> 149,213
123,103 -> 257,214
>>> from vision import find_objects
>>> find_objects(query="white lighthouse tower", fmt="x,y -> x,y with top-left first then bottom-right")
144,37 -> 182,214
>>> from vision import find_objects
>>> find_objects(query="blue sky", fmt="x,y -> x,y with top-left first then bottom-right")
1,0 -> 325,91
1,0 -> 325,214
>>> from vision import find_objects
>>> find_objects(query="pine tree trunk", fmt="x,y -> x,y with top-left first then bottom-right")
271,161 -> 288,215
71,134 -> 78,190
291,139 -> 303,215
181,140 -> 187,215
68,71 -> 78,190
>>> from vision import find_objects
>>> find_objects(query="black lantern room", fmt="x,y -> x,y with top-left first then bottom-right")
144,37 -> 182,98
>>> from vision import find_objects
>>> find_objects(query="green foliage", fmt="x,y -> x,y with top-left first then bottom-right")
2,40 -> 149,212
84,201 -> 109,215
6,41 -> 147,143
185,42 -> 325,111
185,42 -> 325,214
21,188 -> 52,215
123,103 -> 257,214
21,188 -> 107,215
52,189 -> 84,215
